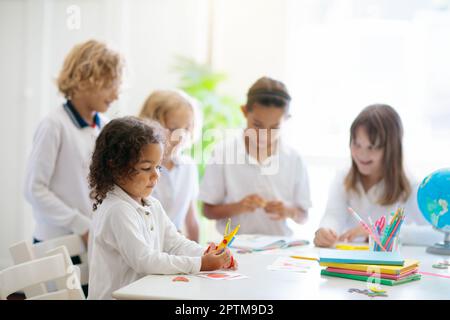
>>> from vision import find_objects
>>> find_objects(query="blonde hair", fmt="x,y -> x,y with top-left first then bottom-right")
57,40 -> 123,98
139,89 -> 202,143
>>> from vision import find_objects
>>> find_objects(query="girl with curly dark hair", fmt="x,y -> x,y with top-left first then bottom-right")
87,116 -> 236,300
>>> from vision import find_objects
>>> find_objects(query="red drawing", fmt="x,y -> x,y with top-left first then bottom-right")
172,276 -> 189,282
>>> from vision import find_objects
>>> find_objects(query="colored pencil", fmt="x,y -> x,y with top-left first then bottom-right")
347,207 -> 386,251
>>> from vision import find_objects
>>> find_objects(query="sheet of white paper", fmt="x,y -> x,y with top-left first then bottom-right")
267,257 -> 315,273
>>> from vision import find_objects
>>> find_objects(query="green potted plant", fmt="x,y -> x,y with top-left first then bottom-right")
173,56 -> 243,242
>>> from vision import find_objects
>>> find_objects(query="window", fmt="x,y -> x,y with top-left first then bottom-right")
284,0 -> 450,238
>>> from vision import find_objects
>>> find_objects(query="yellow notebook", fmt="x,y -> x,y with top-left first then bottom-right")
319,259 -> 419,275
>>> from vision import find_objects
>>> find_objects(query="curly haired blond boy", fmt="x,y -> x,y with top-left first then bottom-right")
24,40 -> 123,248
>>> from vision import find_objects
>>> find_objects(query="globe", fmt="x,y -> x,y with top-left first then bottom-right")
417,168 -> 450,255
417,168 -> 450,232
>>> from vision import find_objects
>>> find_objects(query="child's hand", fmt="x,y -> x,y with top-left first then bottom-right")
200,248 -> 231,271
238,194 -> 266,213
313,228 -> 338,247
338,225 -> 368,242
204,243 -> 238,270
264,200 -> 288,220
203,242 -> 218,254
222,248 -> 238,270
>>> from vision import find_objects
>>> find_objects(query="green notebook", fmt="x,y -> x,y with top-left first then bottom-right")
321,269 -> 421,286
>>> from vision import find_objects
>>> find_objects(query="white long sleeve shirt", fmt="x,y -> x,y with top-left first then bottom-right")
88,186 -> 204,300
319,168 -> 442,246
24,103 -> 107,240
199,131 -> 312,236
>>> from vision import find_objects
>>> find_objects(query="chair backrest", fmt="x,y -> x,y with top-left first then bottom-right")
10,235 -> 88,281
9,234 -> 88,298
0,246 -> 85,300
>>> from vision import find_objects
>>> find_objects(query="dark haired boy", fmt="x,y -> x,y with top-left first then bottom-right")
199,77 -> 312,236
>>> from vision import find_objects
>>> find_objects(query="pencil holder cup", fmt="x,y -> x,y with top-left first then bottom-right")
369,236 -> 399,252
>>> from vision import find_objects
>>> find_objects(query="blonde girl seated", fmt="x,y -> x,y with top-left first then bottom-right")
139,90 -> 201,241
314,104 -> 441,248
87,117 -> 235,300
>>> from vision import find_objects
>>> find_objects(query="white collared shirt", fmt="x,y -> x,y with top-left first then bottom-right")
24,105 -> 107,240
151,155 -> 198,230
199,131 -> 312,236
87,186 -> 203,300
319,168 -> 442,245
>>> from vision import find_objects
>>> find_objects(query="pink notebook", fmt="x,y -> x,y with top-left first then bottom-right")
325,267 -> 418,280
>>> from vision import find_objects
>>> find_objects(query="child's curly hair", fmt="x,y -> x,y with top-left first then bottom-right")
89,116 -> 165,211
57,39 -> 123,98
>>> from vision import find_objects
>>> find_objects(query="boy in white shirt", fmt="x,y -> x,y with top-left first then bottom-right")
87,117 -> 235,300
24,40 -> 122,247
199,77 -> 312,236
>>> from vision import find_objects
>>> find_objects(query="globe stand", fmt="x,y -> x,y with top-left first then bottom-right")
426,229 -> 450,255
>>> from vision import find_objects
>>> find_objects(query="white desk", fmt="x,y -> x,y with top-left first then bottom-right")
112,245 -> 450,300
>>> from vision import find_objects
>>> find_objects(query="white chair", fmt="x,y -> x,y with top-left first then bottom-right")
0,246 -> 85,300
9,234 -> 88,298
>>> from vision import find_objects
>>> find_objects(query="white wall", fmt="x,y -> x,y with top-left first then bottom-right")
211,0 -> 289,105
0,0 -> 28,270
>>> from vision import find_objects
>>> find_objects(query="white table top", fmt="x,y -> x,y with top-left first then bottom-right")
112,245 -> 450,300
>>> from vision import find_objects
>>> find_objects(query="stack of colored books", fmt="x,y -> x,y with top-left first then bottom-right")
319,249 -> 421,286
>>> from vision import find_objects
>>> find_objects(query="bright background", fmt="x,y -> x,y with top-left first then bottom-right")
1,0 -> 449,269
